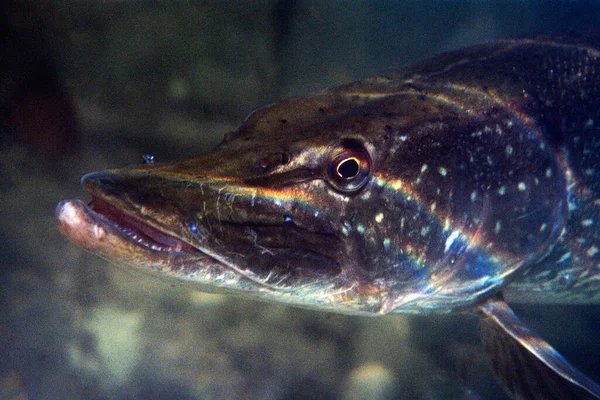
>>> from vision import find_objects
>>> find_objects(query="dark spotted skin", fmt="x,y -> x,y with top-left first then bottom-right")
393,34 -> 600,304
333,33 -> 600,306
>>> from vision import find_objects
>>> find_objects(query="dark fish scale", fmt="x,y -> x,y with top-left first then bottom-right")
371,35 -> 600,304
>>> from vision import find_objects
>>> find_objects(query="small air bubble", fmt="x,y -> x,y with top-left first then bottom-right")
142,154 -> 155,164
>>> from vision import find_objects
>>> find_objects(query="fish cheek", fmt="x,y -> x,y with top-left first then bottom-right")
336,188 -> 433,287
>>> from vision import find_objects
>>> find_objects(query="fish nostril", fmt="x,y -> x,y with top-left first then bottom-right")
258,157 -> 271,170
258,152 -> 290,171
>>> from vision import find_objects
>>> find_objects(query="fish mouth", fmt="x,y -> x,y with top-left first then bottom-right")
55,198 -> 199,261
86,195 -> 196,253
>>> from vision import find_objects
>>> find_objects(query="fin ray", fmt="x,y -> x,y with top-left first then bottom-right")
478,296 -> 600,399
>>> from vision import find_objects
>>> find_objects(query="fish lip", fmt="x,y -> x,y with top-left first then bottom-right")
92,195 -> 199,252
55,198 -> 198,256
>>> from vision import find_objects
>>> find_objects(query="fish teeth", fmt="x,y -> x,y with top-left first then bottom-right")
117,223 -> 175,252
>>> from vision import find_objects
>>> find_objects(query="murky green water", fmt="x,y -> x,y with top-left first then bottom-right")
1,2 -> 599,399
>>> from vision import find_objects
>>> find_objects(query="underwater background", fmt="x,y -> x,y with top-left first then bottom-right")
1,1 -> 600,399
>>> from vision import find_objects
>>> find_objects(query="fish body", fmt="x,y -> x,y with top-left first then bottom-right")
57,34 -> 600,399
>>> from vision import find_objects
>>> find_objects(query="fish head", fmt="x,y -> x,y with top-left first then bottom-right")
57,81 -> 568,315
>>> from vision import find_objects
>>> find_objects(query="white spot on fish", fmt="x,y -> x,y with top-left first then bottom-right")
505,144 -> 513,156
375,213 -> 384,223
445,230 -> 460,252
361,191 -> 371,200
421,226 -> 430,236
539,223 -> 547,232
470,191 -> 477,202
487,155 -> 493,165
400,135 -> 408,141
582,219 -> 594,227
587,245 -> 598,258
357,224 -> 366,234
439,167 -> 448,176
498,186 -> 507,195
545,168 -> 552,178
430,202 -> 436,212
585,169 -> 595,176
558,252 -> 572,263
342,226 -> 349,236
518,182 -> 527,191
383,238 -> 391,249
93,224 -> 106,240
421,164 -> 428,173
495,221 -> 501,234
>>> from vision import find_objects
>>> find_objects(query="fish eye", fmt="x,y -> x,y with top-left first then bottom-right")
336,157 -> 360,179
326,142 -> 371,192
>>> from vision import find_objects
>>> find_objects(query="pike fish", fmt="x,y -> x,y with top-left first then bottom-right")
57,34 -> 600,399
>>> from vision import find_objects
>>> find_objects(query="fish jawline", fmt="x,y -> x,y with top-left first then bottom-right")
54,199 -> 321,290
88,195 -> 196,253
55,199 -> 203,265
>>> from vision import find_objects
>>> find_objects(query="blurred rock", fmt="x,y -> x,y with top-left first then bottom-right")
1,2 -> 599,400
342,362 -> 398,400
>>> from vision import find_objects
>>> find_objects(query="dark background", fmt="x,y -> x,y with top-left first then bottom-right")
1,1 -> 599,399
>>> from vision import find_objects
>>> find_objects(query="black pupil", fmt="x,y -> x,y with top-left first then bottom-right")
337,158 -> 360,179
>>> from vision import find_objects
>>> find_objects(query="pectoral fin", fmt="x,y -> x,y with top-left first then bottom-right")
478,296 -> 600,400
